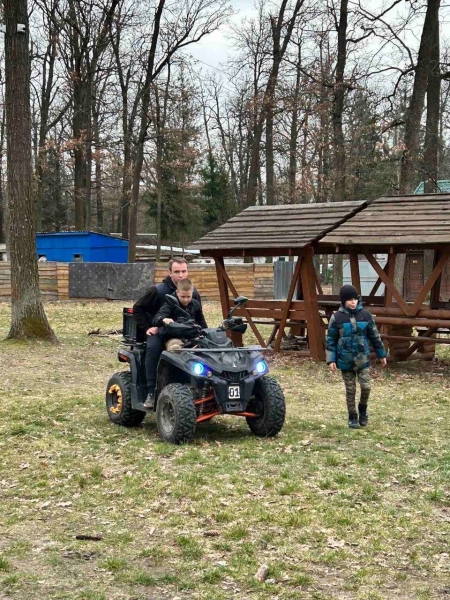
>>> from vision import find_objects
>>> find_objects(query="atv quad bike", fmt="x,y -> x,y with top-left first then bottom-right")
106,295 -> 285,444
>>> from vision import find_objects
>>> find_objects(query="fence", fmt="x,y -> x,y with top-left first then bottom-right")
154,263 -> 274,301
0,262 -> 69,302
0,261 -> 274,302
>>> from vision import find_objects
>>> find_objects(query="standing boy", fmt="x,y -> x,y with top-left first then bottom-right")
326,284 -> 387,428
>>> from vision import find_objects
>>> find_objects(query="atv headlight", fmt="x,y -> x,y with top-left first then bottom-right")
192,362 -> 206,376
254,360 -> 268,375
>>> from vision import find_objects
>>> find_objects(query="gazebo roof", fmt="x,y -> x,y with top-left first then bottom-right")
194,201 -> 366,254
320,194 -> 450,247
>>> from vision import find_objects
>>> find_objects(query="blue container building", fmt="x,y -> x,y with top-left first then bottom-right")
36,231 -> 129,263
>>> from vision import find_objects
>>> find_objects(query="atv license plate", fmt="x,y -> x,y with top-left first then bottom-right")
228,385 -> 240,399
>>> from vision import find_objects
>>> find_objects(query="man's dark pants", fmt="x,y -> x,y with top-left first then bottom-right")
145,334 -> 164,392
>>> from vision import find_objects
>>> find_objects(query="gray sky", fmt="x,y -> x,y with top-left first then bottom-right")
188,0 -> 256,70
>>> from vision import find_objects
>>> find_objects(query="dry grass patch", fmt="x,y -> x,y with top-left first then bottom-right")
0,300 -> 449,599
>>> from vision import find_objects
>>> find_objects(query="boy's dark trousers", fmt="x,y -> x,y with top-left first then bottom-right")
341,368 -> 371,412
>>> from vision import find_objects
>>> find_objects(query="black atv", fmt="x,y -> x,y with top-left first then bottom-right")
105,295 -> 285,444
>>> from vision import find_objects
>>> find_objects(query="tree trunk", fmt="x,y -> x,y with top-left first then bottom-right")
129,0 -> 166,262
93,105 -> 103,230
331,0 -> 348,293
423,15 -> 440,193
72,78 -> 88,230
247,0 -> 305,207
288,43 -> 302,203
266,109 -> 275,205
332,0 -> 348,206
0,105 -> 6,244
5,0 -> 57,342
399,0 -> 441,194
423,15 -> 440,280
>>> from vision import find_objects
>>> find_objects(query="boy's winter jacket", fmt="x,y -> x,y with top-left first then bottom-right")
153,297 -> 207,330
133,275 -> 201,333
326,299 -> 386,371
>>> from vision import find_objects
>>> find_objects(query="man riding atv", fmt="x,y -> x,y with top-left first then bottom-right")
106,295 -> 286,444
132,257 -> 201,409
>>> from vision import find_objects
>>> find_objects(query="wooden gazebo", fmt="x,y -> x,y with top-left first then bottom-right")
320,194 -> 450,361
193,193 -> 450,361
193,201 -> 368,360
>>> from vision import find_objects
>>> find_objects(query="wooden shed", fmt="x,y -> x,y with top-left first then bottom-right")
194,193 -> 450,361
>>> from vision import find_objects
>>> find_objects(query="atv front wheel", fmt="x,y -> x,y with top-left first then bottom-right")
246,376 -> 285,437
156,383 -> 196,444
106,371 -> 146,426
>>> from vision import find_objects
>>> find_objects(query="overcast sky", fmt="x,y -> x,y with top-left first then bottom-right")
186,0 -> 256,71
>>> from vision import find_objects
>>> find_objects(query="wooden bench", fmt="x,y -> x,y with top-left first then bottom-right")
243,318 -> 310,346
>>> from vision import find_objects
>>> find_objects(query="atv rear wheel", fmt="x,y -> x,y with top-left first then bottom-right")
246,376 -> 285,437
106,371 -> 146,426
156,383 -> 196,444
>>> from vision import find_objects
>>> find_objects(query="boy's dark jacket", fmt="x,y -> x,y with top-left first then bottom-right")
153,297 -> 207,329
326,298 -> 386,371
132,276 -> 201,332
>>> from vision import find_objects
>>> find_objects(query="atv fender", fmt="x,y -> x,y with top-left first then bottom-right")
117,348 -> 146,407
157,350 -> 196,375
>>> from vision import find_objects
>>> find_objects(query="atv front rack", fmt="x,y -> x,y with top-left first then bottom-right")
169,347 -> 269,352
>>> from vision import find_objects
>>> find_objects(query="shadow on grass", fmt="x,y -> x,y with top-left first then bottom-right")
139,412 -> 268,444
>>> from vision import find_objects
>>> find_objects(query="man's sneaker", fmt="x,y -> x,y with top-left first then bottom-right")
348,411 -> 360,429
358,403 -> 368,426
143,392 -> 155,409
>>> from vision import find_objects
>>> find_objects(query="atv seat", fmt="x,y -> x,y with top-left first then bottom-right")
122,307 -> 146,345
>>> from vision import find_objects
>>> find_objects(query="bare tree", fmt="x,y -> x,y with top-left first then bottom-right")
128,0 -> 231,261
399,0 -> 441,194
4,0 -> 57,342
423,10 -> 440,193
246,0 -> 305,207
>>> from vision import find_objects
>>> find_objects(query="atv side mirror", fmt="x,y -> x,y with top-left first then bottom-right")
165,294 -> 180,307
227,296 -> 248,319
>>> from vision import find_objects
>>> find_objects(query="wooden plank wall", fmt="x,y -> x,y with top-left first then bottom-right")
0,262 -> 274,302
154,263 -> 274,301
0,262 -> 69,301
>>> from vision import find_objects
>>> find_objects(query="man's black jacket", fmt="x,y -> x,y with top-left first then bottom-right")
153,298 -> 207,329
132,275 -> 201,333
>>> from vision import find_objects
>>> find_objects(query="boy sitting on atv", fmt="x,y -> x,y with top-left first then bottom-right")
154,278 -> 208,329
151,279 -> 208,357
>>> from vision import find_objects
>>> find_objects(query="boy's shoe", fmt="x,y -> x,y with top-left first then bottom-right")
348,411 -> 360,429
358,403 -> 368,426
143,392 -> 155,409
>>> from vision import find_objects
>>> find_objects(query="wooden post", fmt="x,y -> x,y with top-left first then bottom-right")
383,252 -> 397,354
214,257 -> 241,345
384,252 -> 397,308
430,248 -> 449,308
301,248 -> 325,361
214,257 -> 230,319
349,250 -> 361,294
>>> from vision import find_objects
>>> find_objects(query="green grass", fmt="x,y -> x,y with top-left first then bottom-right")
0,300 -> 450,599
